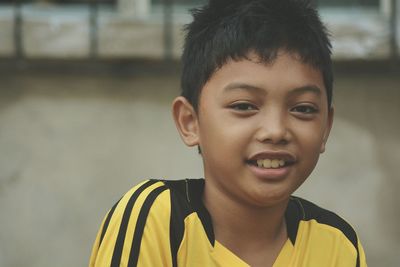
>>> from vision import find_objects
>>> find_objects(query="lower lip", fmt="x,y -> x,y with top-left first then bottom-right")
247,163 -> 291,181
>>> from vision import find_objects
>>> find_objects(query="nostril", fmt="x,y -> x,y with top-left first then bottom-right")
254,127 -> 289,144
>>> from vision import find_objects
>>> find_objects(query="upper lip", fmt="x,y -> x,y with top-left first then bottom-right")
247,150 -> 297,163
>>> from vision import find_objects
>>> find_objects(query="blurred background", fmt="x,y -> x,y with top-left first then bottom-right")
0,0 -> 399,266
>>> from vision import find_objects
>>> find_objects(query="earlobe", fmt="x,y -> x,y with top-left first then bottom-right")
320,143 -> 327,154
172,96 -> 200,147
320,106 -> 334,154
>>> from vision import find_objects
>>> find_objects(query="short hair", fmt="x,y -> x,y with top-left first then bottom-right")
181,0 -> 333,110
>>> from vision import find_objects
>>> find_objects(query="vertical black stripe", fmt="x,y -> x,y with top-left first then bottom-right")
98,198 -> 121,248
187,179 -> 215,246
128,186 -> 168,267
169,185 -> 181,267
163,180 -> 193,267
110,180 -> 158,267
285,197 -> 302,245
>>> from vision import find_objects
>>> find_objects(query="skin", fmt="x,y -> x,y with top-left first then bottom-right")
172,51 -> 334,267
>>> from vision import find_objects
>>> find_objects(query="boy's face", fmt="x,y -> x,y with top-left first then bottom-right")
173,51 -> 333,207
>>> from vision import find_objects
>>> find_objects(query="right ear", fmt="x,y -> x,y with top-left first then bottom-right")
172,96 -> 200,147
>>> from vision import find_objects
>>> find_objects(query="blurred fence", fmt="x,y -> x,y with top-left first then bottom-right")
0,0 -> 399,60
7,0 -> 176,60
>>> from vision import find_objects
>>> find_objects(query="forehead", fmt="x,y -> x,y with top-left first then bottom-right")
200,51 -> 326,100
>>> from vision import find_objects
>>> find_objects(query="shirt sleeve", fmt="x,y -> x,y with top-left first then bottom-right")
89,180 -> 173,267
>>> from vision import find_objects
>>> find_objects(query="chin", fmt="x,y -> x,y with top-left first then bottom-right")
247,190 -> 290,208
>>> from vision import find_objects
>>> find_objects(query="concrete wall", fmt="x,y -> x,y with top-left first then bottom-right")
0,62 -> 399,267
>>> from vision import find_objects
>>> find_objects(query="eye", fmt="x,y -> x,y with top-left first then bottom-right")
291,105 -> 319,114
229,102 -> 258,111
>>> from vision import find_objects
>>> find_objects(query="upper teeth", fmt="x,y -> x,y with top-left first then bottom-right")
256,159 -> 285,169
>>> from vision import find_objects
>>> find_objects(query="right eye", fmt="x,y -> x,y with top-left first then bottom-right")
229,102 -> 258,111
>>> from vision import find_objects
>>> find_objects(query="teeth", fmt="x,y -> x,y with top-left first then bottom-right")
257,160 -> 263,168
263,159 -> 271,168
256,159 -> 286,169
271,160 -> 279,168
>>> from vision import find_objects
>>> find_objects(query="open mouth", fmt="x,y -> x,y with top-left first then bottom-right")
246,159 -> 292,169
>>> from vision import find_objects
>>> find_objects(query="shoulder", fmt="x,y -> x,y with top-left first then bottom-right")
90,179 -> 197,266
291,196 -> 359,247
107,179 -> 170,231
286,196 -> 367,266
99,179 -> 183,242
91,180 -> 172,266
97,179 -> 197,246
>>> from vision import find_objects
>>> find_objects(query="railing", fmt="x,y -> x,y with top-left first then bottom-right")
13,0 -> 23,59
9,0 -> 177,61
5,0 -> 399,61
389,0 -> 398,59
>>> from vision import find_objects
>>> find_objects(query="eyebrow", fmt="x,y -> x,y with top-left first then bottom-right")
290,85 -> 322,96
223,82 -> 322,96
222,82 -> 266,95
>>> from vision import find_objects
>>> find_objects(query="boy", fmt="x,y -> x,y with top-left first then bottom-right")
89,0 -> 367,266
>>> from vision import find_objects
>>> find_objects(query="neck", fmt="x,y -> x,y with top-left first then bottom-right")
202,179 -> 289,252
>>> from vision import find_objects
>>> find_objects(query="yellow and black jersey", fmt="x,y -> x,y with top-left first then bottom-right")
89,179 -> 367,267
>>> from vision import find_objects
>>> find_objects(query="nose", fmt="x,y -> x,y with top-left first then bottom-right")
255,110 -> 289,145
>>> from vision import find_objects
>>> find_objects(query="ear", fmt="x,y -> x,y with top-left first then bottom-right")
320,106 -> 334,154
172,96 -> 200,147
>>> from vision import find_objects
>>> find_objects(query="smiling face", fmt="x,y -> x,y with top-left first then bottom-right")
173,51 -> 333,208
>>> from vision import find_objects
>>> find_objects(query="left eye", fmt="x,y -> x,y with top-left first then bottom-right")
230,102 -> 257,111
292,105 -> 318,114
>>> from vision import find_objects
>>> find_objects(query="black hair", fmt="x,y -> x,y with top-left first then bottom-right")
181,0 -> 333,110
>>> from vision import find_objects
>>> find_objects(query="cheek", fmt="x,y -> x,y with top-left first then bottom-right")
295,124 -> 326,157
200,109 -> 246,141
199,115 -> 252,160
294,118 -> 326,141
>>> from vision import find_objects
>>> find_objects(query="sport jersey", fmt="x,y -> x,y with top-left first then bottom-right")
89,179 -> 367,267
